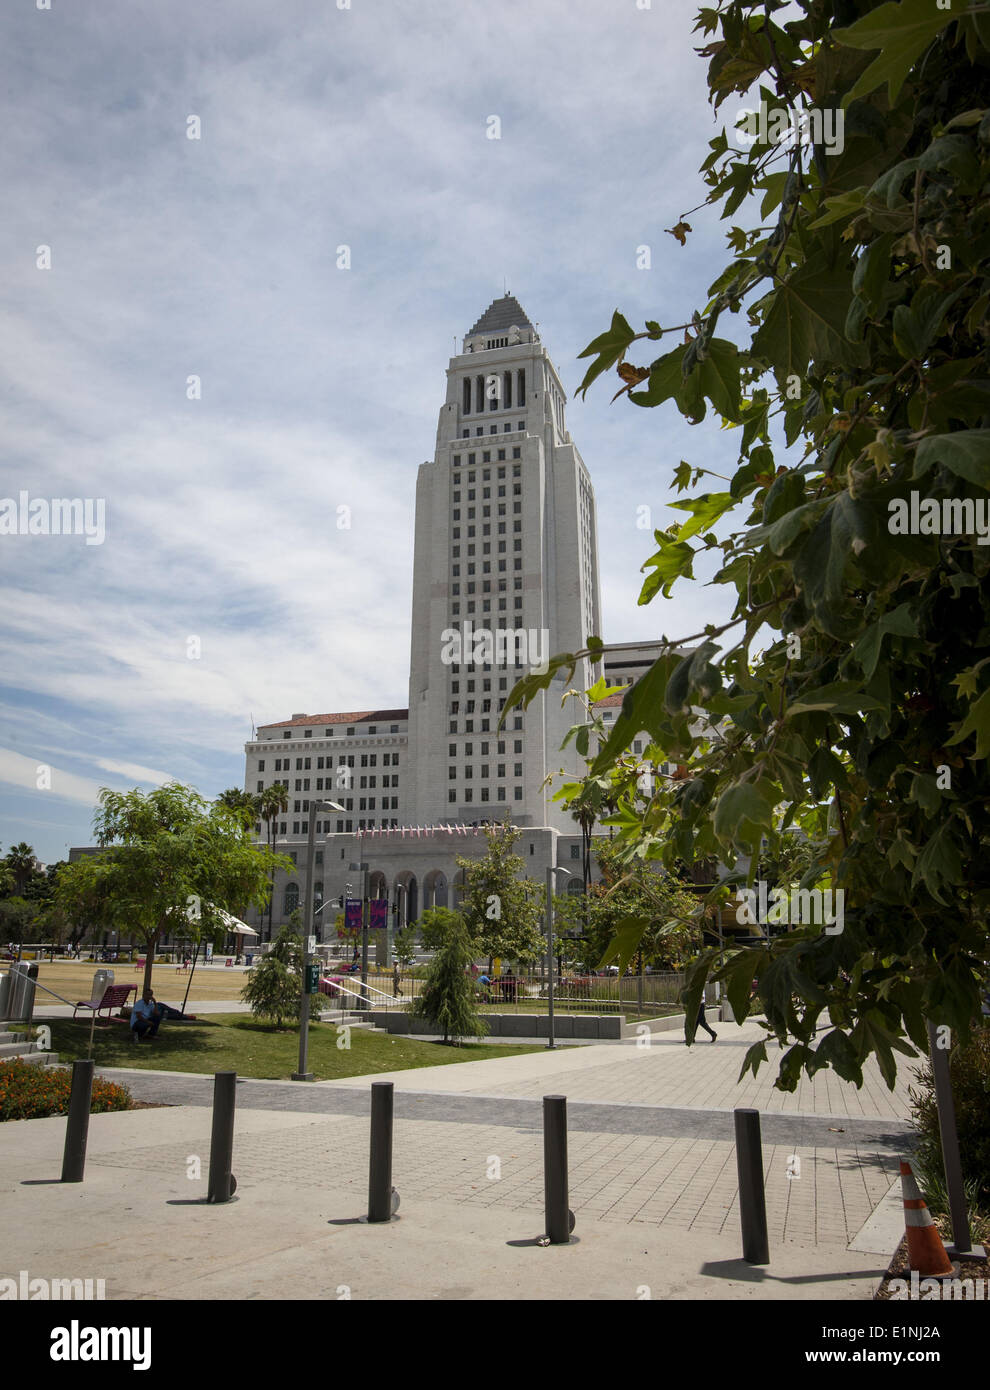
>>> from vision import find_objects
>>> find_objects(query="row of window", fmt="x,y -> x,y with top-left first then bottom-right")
270,723 -> 403,740
449,764 -> 522,779
452,456 -> 522,473
449,740 -> 522,755
269,752 -> 401,773
450,533 -> 522,550
462,375 -> 526,415
283,818 -> 402,836
448,788 -> 522,803
461,424 -> 522,438
450,717 -> 523,733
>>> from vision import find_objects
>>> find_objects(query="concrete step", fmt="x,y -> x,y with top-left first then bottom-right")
0,1039 -> 44,1058
9,1049 -> 59,1067
0,1030 -> 27,1044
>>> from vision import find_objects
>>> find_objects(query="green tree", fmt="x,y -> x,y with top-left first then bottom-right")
257,783 -> 289,940
393,924 -> 419,969
412,913 -> 488,1045
5,843 -> 39,897
241,953 -> 300,1030
216,788 -> 259,828
55,783 -> 293,995
0,897 -> 40,947
456,820 -> 545,964
418,906 -> 465,951
509,0 -> 990,1090
269,922 -> 303,969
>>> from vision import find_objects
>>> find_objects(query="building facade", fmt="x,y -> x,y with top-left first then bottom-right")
244,297 -> 662,947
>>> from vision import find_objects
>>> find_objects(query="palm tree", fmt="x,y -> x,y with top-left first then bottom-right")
6,843 -> 38,896
258,784 -> 289,940
216,788 -> 259,826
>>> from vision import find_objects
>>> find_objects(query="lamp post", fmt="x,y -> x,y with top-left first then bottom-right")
293,799 -> 345,1081
348,861 -> 370,1010
545,866 -> 570,1051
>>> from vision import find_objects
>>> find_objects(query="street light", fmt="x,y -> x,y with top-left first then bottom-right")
292,798 -> 345,1081
545,866 -> 571,1051
349,861 -> 371,1011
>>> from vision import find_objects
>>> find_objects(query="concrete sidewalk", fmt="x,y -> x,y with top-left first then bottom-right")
0,1105 -> 893,1301
0,1013 -> 921,1299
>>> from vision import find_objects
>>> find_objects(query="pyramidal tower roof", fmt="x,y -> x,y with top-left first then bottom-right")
467,294 -> 533,337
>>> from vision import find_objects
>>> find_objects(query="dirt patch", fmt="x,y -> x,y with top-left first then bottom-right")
127,1100 -> 176,1111
875,1235 -> 990,1298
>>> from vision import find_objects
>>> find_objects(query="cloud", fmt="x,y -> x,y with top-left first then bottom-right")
0,748 -> 112,810
1,0 -> 743,864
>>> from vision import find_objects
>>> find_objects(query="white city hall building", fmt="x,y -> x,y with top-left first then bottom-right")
242,296 -> 661,944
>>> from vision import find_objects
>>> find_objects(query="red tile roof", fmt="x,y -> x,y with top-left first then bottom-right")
260,709 -> 409,729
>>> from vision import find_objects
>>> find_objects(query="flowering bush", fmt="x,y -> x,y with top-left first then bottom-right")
0,1059 -> 132,1122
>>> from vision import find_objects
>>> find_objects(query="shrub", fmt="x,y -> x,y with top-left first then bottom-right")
0,1060 -> 131,1122
909,1023 -> 990,1207
413,915 -> 487,1045
241,953 -> 300,1029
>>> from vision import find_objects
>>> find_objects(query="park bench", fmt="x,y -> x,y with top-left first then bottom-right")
72,983 -> 137,1023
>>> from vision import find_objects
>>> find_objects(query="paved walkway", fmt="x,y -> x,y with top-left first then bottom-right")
0,1016 -> 922,1299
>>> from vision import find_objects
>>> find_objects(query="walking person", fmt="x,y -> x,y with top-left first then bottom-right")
691,985 -> 718,1043
392,960 -> 403,999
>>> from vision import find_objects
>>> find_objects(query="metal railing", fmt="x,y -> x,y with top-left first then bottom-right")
313,968 -> 688,1018
0,969 -> 116,1056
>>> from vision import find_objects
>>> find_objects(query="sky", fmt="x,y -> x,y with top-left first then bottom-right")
0,0 -> 756,865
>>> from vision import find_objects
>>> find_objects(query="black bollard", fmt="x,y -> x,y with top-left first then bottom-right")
61,1059 -> 94,1183
734,1107 -> 770,1264
206,1071 -> 237,1203
543,1094 -> 571,1244
368,1081 -> 394,1222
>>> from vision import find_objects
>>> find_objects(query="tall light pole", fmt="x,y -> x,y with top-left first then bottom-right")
293,799 -> 345,1081
545,866 -> 570,1051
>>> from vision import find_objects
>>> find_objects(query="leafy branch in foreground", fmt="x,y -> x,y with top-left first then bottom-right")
513,0 -> 990,1090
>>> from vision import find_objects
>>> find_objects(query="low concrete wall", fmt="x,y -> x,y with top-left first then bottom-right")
620,1012 -> 686,1039
367,1011 -> 625,1039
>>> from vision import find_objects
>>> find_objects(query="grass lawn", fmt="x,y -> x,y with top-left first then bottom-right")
28,959 -> 412,1006
42,1014 -> 543,1082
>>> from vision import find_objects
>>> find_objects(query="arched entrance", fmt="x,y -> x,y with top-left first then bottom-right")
423,869 -> 448,910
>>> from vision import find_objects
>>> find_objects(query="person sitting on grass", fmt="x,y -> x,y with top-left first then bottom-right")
130,988 -> 165,1043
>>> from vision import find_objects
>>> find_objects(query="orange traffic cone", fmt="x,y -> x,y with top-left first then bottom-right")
899,1158 -> 955,1276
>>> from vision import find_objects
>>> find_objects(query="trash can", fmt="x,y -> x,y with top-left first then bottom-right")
90,968 -> 114,1005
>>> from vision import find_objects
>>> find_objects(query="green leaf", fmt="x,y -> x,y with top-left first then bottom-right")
945,686 -> 990,760
630,345 -> 687,408
713,780 -> 779,851
753,255 -> 862,381
913,431 -> 990,487
910,821 -> 964,903
639,532 -> 696,602
809,187 -> 868,229
576,311 -> 638,398
597,915 -> 649,976
697,338 -> 744,419
785,681 -> 887,717
669,491 -> 735,542
835,0 -> 957,106
851,603 -> 918,680
589,652 -> 681,776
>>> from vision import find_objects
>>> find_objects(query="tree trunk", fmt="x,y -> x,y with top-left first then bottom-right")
142,929 -> 160,995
